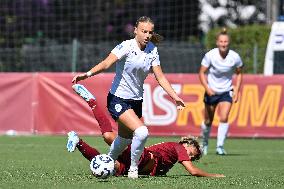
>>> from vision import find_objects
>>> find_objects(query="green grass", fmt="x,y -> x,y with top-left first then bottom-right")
0,136 -> 283,189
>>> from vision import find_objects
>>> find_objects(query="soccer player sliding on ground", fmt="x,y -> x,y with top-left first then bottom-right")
67,84 -> 225,178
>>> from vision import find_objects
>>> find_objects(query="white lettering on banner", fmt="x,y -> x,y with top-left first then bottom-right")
143,84 -> 181,126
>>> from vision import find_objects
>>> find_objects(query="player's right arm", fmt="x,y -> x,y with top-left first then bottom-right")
199,65 -> 215,96
72,53 -> 118,83
181,160 -> 225,178
72,40 -> 130,83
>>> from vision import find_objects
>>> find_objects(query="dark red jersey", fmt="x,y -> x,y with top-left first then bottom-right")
116,142 -> 190,176
145,142 -> 190,175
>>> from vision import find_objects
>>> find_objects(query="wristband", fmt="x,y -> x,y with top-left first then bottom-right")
86,71 -> 92,77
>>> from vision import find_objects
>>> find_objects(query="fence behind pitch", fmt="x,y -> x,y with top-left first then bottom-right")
0,0 -> 267,73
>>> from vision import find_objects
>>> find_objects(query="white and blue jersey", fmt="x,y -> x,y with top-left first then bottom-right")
110,39 -> 160,100
201,48 -> 243,94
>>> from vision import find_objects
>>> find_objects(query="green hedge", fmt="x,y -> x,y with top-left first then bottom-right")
204,25 -> 271,73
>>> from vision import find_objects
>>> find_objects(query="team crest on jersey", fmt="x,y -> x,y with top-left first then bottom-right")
115,104 -> 122,112
229,90 -> 234,97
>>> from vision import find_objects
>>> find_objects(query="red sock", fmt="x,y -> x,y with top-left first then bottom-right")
87,99 -> 113,134
77,139 -> 100,161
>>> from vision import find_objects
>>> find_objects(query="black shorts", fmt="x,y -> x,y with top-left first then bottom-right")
107,92 -> 143,121
204,90 -> 233,105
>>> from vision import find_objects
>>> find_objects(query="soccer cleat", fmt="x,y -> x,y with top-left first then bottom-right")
66,131 -> 80,152
127,166 -> 138,179
216,146 -> 227,155
202,145 -> 208,155
72,84 -> 96,102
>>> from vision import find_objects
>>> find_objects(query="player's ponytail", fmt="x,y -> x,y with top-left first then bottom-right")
216,27 -> 230,40
151,32 -> 163,45
220,27 -> 228,35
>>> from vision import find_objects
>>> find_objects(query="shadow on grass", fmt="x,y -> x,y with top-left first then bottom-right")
97,179 -> 112,182
223,153 -> 249,156
138,175 -> 191,179
205,153 -> 249,156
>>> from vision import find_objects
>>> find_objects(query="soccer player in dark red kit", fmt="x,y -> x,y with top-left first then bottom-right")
67,84 -> 225,178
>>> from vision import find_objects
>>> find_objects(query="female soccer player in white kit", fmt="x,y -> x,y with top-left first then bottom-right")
199,28 -> 243,155
72,16 -> 185,178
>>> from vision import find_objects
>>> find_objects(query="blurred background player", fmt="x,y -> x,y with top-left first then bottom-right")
67,84 -> 225,178
199,28 -> 243,155
71,16 -> 185,178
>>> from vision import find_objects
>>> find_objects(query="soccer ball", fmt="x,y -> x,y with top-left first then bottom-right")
90,154 -> 115,179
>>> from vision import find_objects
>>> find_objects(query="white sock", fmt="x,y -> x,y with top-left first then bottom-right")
130,126 -> 149,169
201,122 -> 211,146
108,135 -> 132,161
217,122 -> 229,147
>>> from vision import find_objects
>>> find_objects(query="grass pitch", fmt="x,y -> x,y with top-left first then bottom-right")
0,136 -> 283,189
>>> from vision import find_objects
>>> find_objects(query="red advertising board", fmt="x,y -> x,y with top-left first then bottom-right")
0,73 -> 284,137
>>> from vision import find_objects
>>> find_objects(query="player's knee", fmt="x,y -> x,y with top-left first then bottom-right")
134,126 -> 149,141
219,117 -> 229,123
103,132 -> 116,146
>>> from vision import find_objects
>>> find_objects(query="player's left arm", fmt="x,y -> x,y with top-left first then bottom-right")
181,160 -> 225,177
233,66 -> 243,103
152,65 -> 185,110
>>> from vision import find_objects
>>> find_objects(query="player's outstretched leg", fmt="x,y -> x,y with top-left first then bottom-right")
72,84 -> 115,145
66,130 -> 101,161
72,84 -> 96,102
77,138 -> 101,161
66,131 -> 80,152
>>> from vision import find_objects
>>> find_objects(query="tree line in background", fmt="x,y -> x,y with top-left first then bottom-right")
0,0 -> 200,48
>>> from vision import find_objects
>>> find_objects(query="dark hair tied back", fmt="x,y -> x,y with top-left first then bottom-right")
151,32 -> 164,45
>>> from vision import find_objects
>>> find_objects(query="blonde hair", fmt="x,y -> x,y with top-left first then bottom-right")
135,16 -> 164,45
179,136 -> 202,161
216,27 -> 230,40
